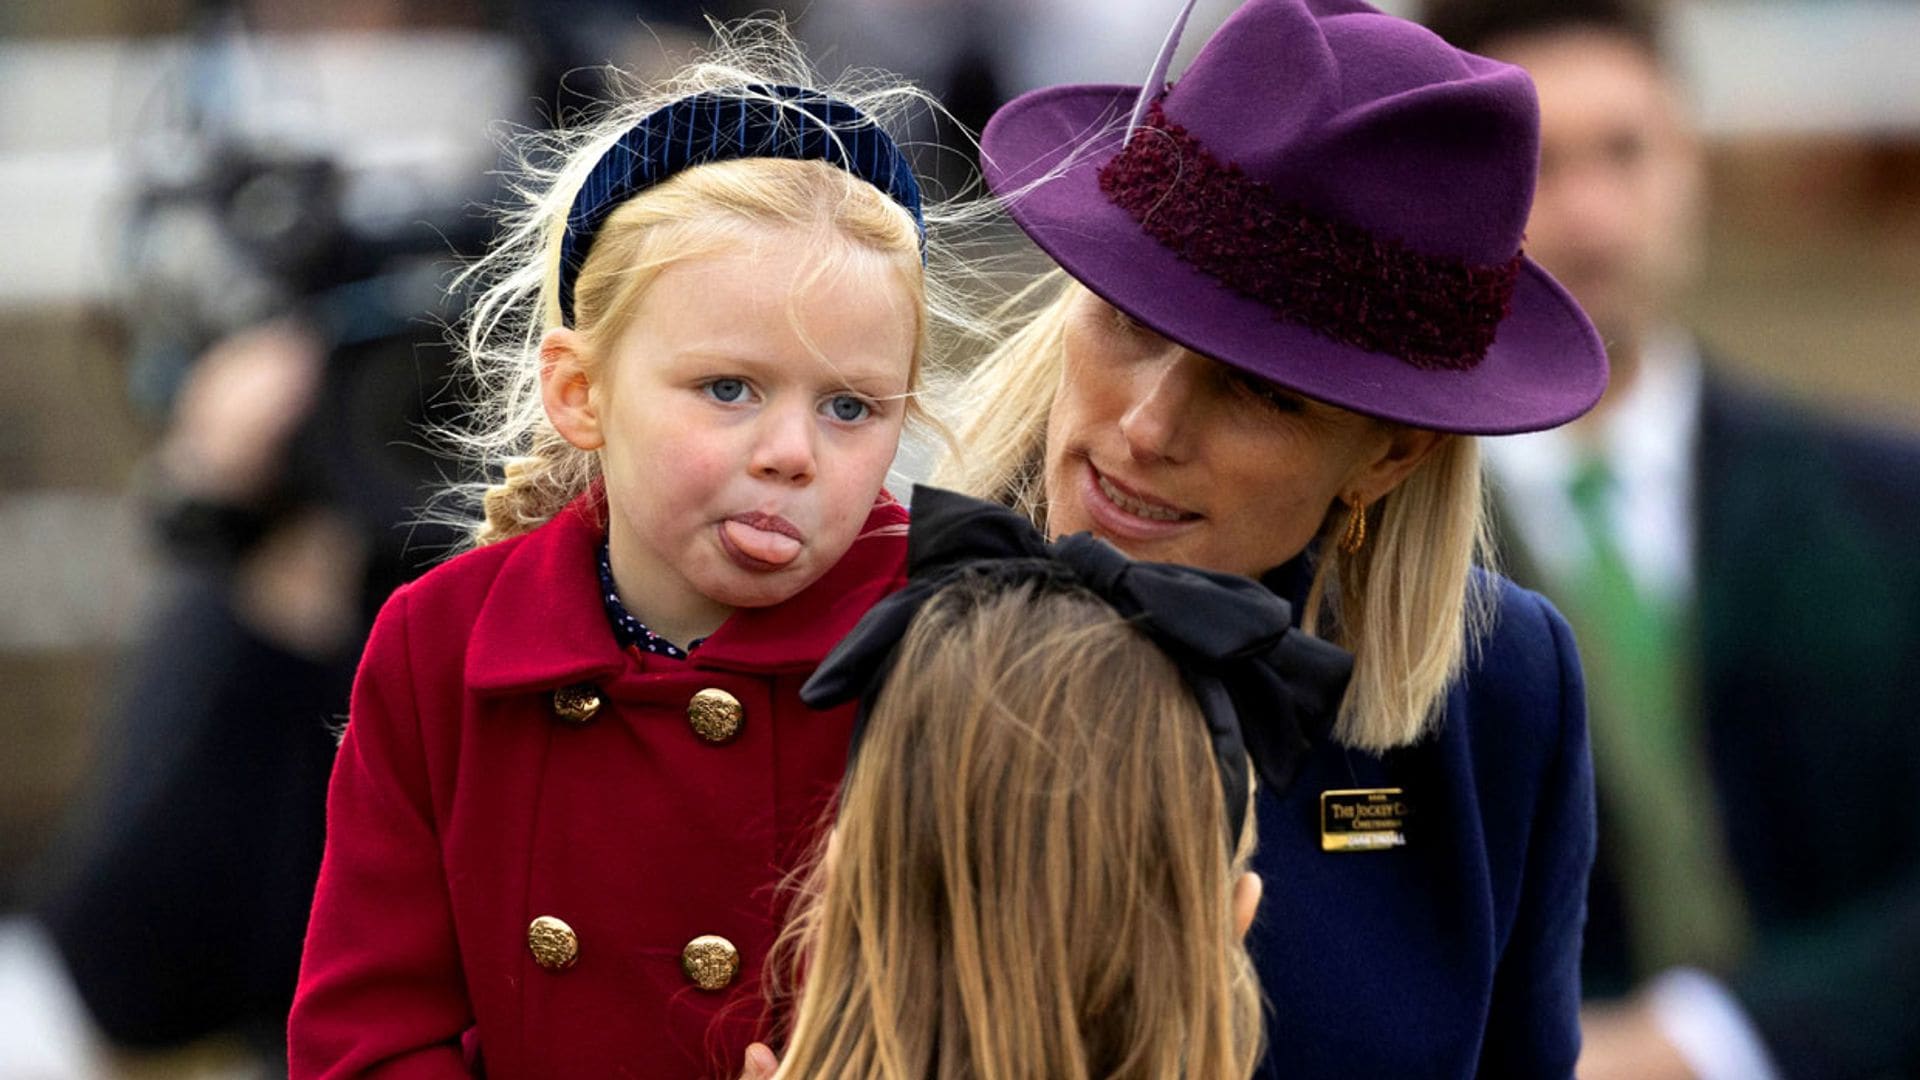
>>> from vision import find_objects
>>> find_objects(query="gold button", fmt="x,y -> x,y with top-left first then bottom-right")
527,916 -> 579,971
686,688 -> 744,744
552,684 -> 602,725
681,934 -> 740,991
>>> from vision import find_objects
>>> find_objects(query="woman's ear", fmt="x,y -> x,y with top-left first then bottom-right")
1345,426 -> 1447,506
539,327 -> 604,451
1233,871 -> 1264,939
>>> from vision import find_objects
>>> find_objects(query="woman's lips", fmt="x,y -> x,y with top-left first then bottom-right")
1076,460 -> 1202,543
719,512 -> 803,569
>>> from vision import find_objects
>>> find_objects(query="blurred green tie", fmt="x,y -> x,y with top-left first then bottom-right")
1564,454 -> 1748,976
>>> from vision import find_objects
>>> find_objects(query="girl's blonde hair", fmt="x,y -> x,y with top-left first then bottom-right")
439,19 -> 982,545
933,274 -> 1494,752
773,574 -> 1262,1079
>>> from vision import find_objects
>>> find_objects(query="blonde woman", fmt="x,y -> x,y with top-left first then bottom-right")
771,486 -> 1350,1078
933,0 -> 1608,1074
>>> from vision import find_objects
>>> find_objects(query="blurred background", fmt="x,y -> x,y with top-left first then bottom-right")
1,0 -> 1916,1077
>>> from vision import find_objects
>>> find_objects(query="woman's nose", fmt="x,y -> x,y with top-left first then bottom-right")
749,402 -> 817,484
1118,348 -> 1205,464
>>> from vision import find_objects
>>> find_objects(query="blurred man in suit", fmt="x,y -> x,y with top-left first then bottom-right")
1422,1 -> 1920,1077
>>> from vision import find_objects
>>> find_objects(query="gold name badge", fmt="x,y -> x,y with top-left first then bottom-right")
1320,788 -> 1410,852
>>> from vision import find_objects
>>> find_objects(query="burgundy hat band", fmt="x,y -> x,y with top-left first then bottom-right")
1098,101 -> 1523,372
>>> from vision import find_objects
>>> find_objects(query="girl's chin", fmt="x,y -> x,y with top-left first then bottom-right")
699,574 -> 809,612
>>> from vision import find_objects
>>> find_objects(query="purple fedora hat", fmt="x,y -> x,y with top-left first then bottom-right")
980,0 -> 1607,435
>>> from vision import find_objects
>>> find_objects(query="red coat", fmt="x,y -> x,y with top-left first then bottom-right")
289,494 -> 908,1079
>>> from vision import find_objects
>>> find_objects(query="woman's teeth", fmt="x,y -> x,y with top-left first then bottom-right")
1097,473 -> 1186,521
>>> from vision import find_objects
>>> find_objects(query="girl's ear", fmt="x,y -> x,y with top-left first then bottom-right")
1233,871 -> 1264,939
540,327 -> 604,451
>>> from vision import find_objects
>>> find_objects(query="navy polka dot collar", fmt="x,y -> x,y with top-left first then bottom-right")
597,540 -> 701,660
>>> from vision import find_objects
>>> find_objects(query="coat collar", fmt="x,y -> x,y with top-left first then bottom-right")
465,492 -> 909,694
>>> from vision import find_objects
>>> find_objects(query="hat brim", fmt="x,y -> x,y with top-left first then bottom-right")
981,84 -> 1608,436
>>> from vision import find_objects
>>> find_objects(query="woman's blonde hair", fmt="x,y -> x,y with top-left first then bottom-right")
772,574 -> 1263,1079
933,274 -> 1493,752
437,19 -> 983,545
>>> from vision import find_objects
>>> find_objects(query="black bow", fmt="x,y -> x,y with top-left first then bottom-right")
802,486 -> 1354,846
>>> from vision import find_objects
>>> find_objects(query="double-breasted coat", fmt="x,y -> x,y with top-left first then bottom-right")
289,493 -> 908,1079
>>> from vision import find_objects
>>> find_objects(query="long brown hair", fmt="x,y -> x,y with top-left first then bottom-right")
772,574 -> 1263,1079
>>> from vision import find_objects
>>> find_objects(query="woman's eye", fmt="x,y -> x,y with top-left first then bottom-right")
823,394 -> 872,422
1230,371 -> 1302,412
704,378 -> 749,403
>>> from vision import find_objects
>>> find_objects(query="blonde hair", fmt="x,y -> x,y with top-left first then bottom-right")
773,575 -> 1262,1079
933,274 -> 1494,752
437,19 -> 984,545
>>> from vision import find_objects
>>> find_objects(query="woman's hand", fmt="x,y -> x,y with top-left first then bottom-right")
739,1042 -> 780,1080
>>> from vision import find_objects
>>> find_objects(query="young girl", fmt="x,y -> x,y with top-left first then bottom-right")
288,28 -> 959,1079
763,486 -> 1352,1079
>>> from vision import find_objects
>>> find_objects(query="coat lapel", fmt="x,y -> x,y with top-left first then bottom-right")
464,496 -> 630,695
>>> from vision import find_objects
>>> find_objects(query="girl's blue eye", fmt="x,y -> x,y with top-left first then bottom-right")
706,378 -> 748,403
825,394 -> 871,422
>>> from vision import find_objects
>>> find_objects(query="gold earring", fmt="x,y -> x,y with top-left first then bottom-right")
1339,496 -> 1367,556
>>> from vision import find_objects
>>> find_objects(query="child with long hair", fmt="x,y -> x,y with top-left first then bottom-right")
288,23 -> 969,1079
761,486 -> 1352,1079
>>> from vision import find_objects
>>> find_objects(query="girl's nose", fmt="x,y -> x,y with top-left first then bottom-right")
749,402 -> 817,484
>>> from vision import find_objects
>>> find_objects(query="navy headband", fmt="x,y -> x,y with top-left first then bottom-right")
557,84 -> 926,326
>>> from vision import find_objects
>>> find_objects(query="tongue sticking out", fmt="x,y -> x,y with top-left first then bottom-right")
723,519 -> 801,566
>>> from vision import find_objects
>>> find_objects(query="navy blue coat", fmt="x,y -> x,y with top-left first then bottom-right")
1249,572 -> 1593,1078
